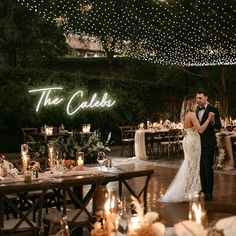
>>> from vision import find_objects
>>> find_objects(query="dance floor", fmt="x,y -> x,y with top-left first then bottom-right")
4,147 -> 236,230
108,146 -> 236,227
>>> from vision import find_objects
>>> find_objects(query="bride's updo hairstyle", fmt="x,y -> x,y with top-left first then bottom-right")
180,96 -> 196,123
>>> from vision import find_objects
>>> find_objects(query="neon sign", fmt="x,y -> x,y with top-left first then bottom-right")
29,87 -> 116,116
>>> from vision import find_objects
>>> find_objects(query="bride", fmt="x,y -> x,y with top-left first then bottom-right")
159,96 -> 214,202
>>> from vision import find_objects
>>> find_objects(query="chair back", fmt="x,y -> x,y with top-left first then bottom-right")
21,128 -> 38,143
167,129 -> 182,143
119,126 -> 135,140
0,181 -> 51,235
61,175 -> 104,228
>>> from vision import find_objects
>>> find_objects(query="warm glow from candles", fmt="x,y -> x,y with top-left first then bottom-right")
22,155 -> 28,175
45,127 -> 53,135
104,199 -> 110,215
77,157 -> 84,171
76,152 -> 84,171
192,202 -> 202,224
48,143 -> 55,174
82,124 -> 91,133
21,144 -> 29,175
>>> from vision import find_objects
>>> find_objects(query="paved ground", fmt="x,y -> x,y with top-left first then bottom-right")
107,145 -> 236,228
3,145 -> 236,231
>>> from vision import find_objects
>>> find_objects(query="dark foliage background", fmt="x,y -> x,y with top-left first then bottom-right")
0,59 -> 235,152
0,63 -> 185,152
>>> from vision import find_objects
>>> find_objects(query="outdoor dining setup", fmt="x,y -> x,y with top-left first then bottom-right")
0,148 -> 154,236
120,120 -> 184,160
215,118 -> 236,170
1,149 -> 236,236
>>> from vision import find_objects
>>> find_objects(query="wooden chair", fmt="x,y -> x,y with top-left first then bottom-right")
43,175 -> 103,235
119,126 -> 135,156
0,181 -> 51,236
21,128 -> 38,144
160,129 -> 183,158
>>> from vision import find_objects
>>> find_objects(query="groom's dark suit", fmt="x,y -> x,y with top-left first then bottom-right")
196,104 -> 221,199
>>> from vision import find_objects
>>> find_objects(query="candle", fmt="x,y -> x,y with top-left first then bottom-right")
76,151 -> 84,171
82,124 -> 91,133
21,144 -> 29,175
45,126 -> 53,135
104,199 -> 116,236
48,142 -> 55,173
188,192 -> 207,227
102,188 -> 119,236
22,155 -> 28,175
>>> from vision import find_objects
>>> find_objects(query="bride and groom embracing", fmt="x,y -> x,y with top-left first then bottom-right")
160,89 -> 222,202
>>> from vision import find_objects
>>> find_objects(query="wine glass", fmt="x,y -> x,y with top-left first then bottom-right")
97,151 -> 107,172
55,159 -> 64,181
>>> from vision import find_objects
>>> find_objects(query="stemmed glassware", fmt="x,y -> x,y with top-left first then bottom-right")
55,159 -> 64,181
97,151 -> 107,172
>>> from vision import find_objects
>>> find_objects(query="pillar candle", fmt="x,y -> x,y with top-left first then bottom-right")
22,154 -> 28,175
21,144 -> 29,175
76,152 -> 84,171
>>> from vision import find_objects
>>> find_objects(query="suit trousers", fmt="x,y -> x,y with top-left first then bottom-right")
200,147 -> 215,195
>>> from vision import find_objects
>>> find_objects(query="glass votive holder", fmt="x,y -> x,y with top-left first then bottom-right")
188,192 -> 208,227
117,197 -> 129,235
24,169 -> 32,183
45,126 -> 53,135
82,124 -> 91,133
76,151 -> 84,171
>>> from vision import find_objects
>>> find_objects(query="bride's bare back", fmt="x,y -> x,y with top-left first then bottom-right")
184,111 -> 214,133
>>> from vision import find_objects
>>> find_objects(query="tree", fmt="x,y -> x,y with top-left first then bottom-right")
0,0 -> 68,67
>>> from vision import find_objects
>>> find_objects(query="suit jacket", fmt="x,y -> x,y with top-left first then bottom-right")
196,104 -> 221,148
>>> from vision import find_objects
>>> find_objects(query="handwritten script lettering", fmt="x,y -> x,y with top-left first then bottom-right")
29,87 -> 116,116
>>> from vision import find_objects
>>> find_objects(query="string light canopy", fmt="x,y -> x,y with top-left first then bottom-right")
17,0 -> 236,67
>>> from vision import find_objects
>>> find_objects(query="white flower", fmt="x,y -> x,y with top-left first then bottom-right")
0,159 -> 19,178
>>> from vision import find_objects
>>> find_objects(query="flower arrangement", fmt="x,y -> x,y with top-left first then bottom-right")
80,132 -> 111,164
26,131 -> 111,164
91,195 -> 166,236
214,148 -> 225,170
53,135 -> 80,159
129,196 -> 166,236
0,155 -> 19,179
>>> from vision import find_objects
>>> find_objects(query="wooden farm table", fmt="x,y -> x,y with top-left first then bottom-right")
29,131 -> 71,142
0,174 -> 100,235
0,162 -> 153,233
97,162 -> 154,212
135,129 -> 170,160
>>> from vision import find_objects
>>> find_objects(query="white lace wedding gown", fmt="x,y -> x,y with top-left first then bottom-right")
159,127 -> 201,202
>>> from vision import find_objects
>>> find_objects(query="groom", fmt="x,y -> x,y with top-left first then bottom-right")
196,89 -> 221,201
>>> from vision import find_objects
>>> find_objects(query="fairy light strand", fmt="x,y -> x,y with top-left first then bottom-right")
17,0 -> 236,66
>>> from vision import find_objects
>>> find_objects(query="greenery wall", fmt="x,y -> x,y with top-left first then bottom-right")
1,58 -> 236,153
0,65 -> 185,152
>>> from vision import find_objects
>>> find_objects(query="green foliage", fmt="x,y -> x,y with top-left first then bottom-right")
0,0 -> 68,67
0,64 -> 185,152
26,131 -> 110,164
